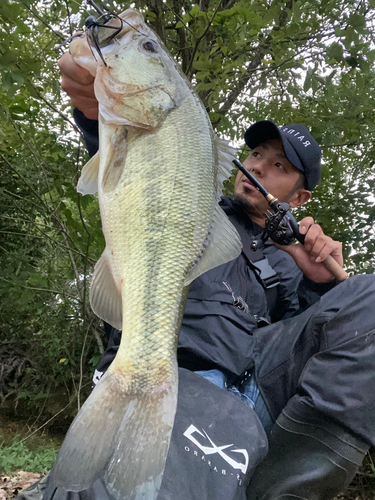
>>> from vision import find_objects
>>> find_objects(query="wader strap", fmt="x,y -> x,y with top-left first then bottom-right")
227,214 -> 279,308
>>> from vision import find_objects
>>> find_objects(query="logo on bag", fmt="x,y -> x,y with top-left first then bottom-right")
183,424 -> 249,474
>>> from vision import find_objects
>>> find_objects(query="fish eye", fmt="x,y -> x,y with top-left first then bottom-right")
143,40 -> 158,53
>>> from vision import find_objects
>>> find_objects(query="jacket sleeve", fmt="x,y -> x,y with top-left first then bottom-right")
297,276 -> 337,311
266,244 -> 338,321
280,275 -> 337,319
73,109 -> 99,157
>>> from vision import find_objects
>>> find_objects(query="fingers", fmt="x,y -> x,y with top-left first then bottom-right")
298,216 -> 315,236
58,52 -> 98,120
299,217 -> 343,266
61,76 -> 96,99
58,52 -> 94,86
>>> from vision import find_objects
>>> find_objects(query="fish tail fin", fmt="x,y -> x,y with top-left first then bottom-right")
45,369 -> 178,500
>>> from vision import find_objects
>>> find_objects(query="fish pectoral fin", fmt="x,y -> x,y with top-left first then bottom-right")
43,371 -> 178,500
90,249 -> 122,330
77,152 -> 100,195
216,136 -> 238,200
184,204 -> 242,286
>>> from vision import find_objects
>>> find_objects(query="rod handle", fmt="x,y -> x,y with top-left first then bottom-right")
321,255 -> 349,282
288,213 -> 349,282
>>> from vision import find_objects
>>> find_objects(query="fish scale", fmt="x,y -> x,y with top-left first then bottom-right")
105,98 -> 216,381
42,8 -> 242,500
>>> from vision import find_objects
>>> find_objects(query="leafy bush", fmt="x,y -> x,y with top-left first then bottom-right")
0,437 -> 57,474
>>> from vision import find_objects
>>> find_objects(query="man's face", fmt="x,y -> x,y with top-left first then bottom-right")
234,139 -> 310,223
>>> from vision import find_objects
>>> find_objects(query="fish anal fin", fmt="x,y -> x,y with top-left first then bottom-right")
44,370 -> 178,500
77,152 -> 100,195
184,205 -> 242,286
90,249 -> 122,330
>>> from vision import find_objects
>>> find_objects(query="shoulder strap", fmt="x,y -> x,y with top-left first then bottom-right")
226,214 -> 279,310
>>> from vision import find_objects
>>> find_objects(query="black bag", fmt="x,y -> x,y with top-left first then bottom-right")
158,368 -> 268,500
21,369 -> 268,500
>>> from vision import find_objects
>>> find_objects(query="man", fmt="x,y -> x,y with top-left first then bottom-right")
36,53 -> 375,500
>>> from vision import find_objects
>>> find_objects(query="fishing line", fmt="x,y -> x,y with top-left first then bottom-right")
83,1 -> 150,66
56,0 -> 91,49
86,0 -> 148,37
58,1 -> 147,56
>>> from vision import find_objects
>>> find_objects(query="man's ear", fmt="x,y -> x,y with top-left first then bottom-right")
289,188 -> 311,208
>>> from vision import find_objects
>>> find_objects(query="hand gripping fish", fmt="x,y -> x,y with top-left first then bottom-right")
43,8 -> 241,500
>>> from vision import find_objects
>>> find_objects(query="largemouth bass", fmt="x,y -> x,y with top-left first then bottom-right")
44,8 -> 241,500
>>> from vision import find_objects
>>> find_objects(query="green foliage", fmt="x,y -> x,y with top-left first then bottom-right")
0,437 -> 57,474
1,0 -> 375,425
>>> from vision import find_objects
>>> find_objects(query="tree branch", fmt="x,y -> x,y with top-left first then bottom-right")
172,0 -> 192,74
186,0 -> 223,78
144,0 -> 167,42
213,0 -> 294,124
32,85 -> 82,136
22,4 -> 66,40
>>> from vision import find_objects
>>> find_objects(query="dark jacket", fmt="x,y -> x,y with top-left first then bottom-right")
74,110 -> 335,378
177,196 -> 336,376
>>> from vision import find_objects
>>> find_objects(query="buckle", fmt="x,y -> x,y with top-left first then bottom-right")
252,257 -> 280,289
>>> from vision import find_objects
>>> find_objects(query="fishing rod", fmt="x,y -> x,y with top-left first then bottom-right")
233,159 -> 349,282
87,0 -> 106,16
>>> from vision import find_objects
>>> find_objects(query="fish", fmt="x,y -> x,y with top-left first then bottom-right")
43,8 -> 242,500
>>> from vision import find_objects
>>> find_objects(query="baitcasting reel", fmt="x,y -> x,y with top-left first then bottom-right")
232,159 -> 305,250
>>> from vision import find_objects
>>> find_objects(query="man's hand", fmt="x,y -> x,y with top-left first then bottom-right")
276,216 -> 344,283
58,52 -> 98,120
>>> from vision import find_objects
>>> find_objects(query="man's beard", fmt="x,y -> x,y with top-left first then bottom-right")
233,193 -> 264,218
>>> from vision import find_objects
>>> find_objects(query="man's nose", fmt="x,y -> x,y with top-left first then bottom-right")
245,159 -> 265,177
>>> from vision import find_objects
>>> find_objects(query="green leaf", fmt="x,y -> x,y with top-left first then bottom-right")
292,1 -> 301,23
327,42 -> 343,62
303,69 -> 312,92
1,72 -> 14,91
346,56 -> 358,68
190,4 -> 199,17
334,26 -> 346,37
348,13 -> 366,31
262,5 -> 278,25
192,59 -> 210,70
195,82 -> 214,92
144,9 -> 157,21
0,51 -> 17,69
10,71 -> 24,84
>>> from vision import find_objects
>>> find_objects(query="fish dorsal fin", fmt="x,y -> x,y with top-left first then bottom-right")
216,136 -> 237,200
90,248 -> 122,330
184,204 -> 242,286
77,152 -> 100,195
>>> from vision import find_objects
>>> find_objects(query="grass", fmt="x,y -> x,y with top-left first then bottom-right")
0,437 -> 57,475
0,412 -> 63,476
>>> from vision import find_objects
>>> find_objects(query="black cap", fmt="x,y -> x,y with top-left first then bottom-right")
244,120 -> 321,190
